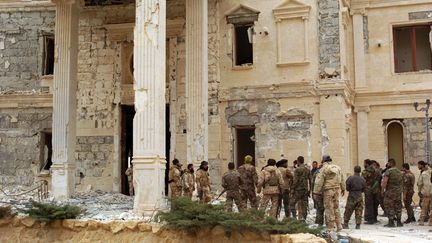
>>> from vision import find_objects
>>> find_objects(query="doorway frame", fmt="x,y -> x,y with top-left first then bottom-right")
233,125 -> 256,168
385,120 -> 406,167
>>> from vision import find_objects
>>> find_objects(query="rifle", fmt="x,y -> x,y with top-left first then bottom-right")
215,189 -> 227,200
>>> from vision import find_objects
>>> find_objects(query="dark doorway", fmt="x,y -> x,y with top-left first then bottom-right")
165,104 -> 171,196
235,127 -> 255,167
120,105 -> 135,195
387,121 -> 404,168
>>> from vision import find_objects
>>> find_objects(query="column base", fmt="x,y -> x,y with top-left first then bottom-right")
132,156 -> 167,217
51,162 -> 76,200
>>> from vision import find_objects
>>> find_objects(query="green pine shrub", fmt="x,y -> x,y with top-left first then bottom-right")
157,197 -> 322,236
19,201 -> 83,223
0,206 -> 14,219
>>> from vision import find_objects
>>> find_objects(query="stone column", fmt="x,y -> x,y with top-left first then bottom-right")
185,0 -> 209,166
51,0 -> 79,200
132,0 -> 167,215
355,106 -> 370,163
353,12 -> 366,89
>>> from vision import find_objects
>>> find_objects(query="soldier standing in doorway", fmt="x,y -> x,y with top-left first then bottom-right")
183,163 -> 195,200
168,159 -> 183,198
312,160 -> 325,226
196,161 -> 211,203
402,163 -> 416,223
125,163 -> 134,196
238,155 -> 259,209
381,158 -> 403,227
292,156 -> 310,221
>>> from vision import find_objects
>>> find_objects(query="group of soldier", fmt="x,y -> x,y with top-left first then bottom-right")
166,155 -> 432,231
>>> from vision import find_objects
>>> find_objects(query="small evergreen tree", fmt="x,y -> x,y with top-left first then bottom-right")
19,201 -> 82,223
0,206 -> 14,219
157,197 -> 322,236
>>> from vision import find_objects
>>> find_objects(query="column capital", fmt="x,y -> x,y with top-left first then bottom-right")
350,8 -> 366,16
354,106 -> 370,113
51,0 -> 77,5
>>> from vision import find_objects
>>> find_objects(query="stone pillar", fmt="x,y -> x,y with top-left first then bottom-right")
353,13 -> 366,89
51,0 -> 79,200
355,106 -> 370,163
185,0 -> 209,166
132,0 -> 167,215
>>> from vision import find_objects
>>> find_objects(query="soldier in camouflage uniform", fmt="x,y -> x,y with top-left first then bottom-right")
312,160 -> 325,226
182,163 -> 195,200
343,165 -> 366,229
257,159 -> 284,218
381,158 -> 403,227
292,156 -> 310,221
222,162 -> 246,212
288,160 -> 297,218
314,155 -> 345,231
125,164 -> 134,196
362,159 -> 381,224
402,163 -> 416,223
417,160 -> 432,226
196,161 -> 211,203
169,159 -> 183,198
277,159 -> 293,218
238,155 -> 259,209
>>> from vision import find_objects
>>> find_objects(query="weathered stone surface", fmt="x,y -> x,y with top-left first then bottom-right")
124,220 -> 138,230
62,219 -> 75,230
109,220 -> 125,234
137,222 -> 152,232
20,217 -> 36,227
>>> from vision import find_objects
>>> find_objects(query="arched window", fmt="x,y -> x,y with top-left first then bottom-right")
386,121 -> 405,168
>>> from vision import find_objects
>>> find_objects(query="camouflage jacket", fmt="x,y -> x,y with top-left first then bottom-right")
222,170 -> 242,191
402,171 -> 415,194
278,167 -> 293,191
314,162 -> 345,192
418,168 -> 432,196
125,167 -> 133,182
169,164 -> 183,188
362,166 -> 381,194
238,164 -> 258,190
196,169 -> 210,190
293,164 -> 310,191
182,170 -> 195,192
257,166 -> 284,194
383,167 -> 402,194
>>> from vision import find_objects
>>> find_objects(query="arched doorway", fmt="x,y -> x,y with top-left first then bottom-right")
386,121 -> 405,168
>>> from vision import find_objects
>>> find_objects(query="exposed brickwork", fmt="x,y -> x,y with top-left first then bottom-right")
0,10 -> 55,90
75,136 -> 114,178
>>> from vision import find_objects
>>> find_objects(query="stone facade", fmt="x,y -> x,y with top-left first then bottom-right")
0,10 -> 55,90
0,0 -> 431,205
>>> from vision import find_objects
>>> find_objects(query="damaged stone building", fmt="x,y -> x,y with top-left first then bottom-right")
0,0 -> 431,214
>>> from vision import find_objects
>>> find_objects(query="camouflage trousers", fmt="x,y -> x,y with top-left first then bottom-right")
226,190 -> 246,212
198,186 -> 212,203
323,188 -> 342,230
403,191 -> 415,220
289,190 -> 297,218
170,185 -> 182,198
277,190 -> 290,218
314,194 -> 325,225
260,193 -> 279,218
383,190 -> 402,220
343,195 -> 363,225
293,190 -> 309,220
128,180 -> 134,196
183,189 -> 193,200
240,188 -> 258,209
419,195 -> 432,224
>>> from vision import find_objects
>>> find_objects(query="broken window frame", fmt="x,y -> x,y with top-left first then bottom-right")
42,34 -> 55,76
393,24 -> 432,73
232,23 -> 254,67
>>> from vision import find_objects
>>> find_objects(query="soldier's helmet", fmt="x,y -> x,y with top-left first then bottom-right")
244,155 -> 253,164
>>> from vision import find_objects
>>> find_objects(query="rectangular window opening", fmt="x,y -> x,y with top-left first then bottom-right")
394,24 -> 432,73
42,35 -> 55,76
235,127 -> 255,167
234,24 -> 253,66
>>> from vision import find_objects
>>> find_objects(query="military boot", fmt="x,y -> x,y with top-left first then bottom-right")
396,219 -> 403,227
384,219 -> 395,227
342,222 -> 349,229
